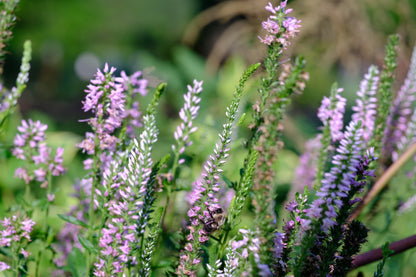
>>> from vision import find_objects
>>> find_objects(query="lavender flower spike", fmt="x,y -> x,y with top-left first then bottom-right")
78,63 -> 126,154
177,64 -> 259,276
259,1 -> 301,48
0,41 -> 31,115
172,79 -> 203,165
394,108 -> 416,161
0,215 -> 35,273
383,44 -> 416,157
12,119 -> 65,186
94,114 -> 158,276
305,121 -> 363,232
317,86 -> 346,142
351,65 -> 379,143
291,135 -> 321,195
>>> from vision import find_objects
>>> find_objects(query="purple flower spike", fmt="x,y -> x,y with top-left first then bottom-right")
172,80 -> 203,163
12,119 -> 65,185
352,65 -> 379,143
291,135 -> 321,196
305,121 -> 363,232
384,45 -> 416,158
318,87 -> 346,142
78,64 -> 126,154
259,1 -> 301,48
0,214 -> 35,272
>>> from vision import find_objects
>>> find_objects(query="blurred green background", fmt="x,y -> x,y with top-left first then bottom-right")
3,0 -> 416,138
1,0 -> 416,276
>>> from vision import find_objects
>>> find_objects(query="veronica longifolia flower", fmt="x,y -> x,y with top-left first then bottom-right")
259,1 -> 301,48
384,45 -> 416,158
172,79 -> 202,164
94,115 -> 158,276
12,119 -> 65,186
229,229 -> 272,276
352,65 -> 379,143
291,135 -> 321,195
305,121 -> 363,232
317,87 -> 346,142
115,70 -> 149,136
78,63 -> 125,154
0,215 -> 35,272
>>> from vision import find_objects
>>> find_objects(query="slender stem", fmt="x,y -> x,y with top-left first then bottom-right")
218,226 -> 231,259
36,172 -> 53,277
44,171 -> 53,233
351,234 -> 416,269
86,142 -> 101,275
349,142 -> 416,221
12,240 -> 20,277
35,251 -> 41,277
161,123 -> 184,228
161,152 -> 179,227
161,189 -> 171,228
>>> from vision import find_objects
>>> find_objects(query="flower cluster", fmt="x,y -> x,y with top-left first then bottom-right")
115,70 -> 148,96
395,110 -> 416,161
0,215 -> 35,272
230,229 -> 271,276
172,79 -> 202,166
259,1 -> 301,47
207,245 -> 239,277
12,119 -> 65,189
317,87 -> 346,142
208,229 -> 269,277
272,147 -> 376,276
78,63 -> 126,155
178,132 -> 231,273
78,63 -> 148,168
94,114 -> 159,276
54,65 -> 151,275
384,45 -> 416,160
305,121 -> 363,232
115,70 -> 149,136
178,65 -> 259,276
291,135 -> 321,195
352,65 -> 379,143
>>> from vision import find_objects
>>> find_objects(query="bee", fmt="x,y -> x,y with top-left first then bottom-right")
202,207 -> 226,234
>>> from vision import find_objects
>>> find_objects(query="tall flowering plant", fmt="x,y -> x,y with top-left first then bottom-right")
2,0 -> 416,276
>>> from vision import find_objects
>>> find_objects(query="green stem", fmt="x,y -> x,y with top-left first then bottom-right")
86,144 -> 101,275
161,151 -> 179,227
35,251 -> 41,277
35,171 -> 53,277
12,241 -> 20,277
161,188 -> 171,228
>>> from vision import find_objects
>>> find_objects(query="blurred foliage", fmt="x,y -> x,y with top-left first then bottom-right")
3,0 -> 415,145
182,0 -> 416,115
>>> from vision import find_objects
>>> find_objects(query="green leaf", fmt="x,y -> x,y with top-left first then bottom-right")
57,214 -> 88,228
146,82 -> 167,114
0,246 -> 12,257
221,174 -> 236,189
237,112 -> 246,126
373,242 -> 394,277
67,247 -> 87,277
78,234 -> 97,254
